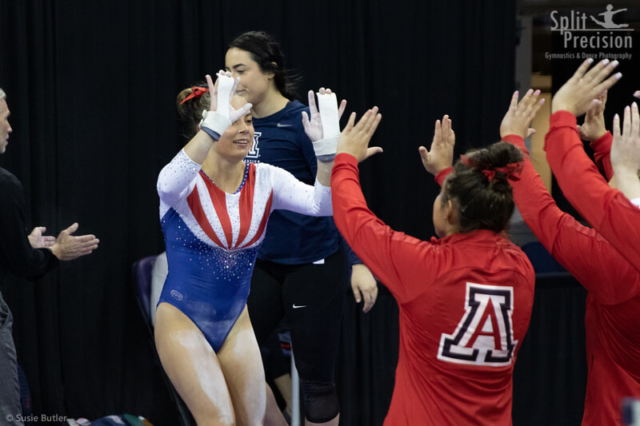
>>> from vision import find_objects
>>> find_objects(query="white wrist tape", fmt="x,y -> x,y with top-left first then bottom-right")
200,109 -> 232,137
216,75 -> 234,118
631,198 -> 640,208
313,137 -> 339,157
313,92 -> 340,161
317,92 -> 340,139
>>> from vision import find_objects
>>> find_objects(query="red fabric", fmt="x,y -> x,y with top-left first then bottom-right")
331,153 -> 535,425
186,187 -> 225,249
236,164 -> 256,247
435,167 -> 453,187
590,131 -> 614,180
200,171 -> 234,248
504,132 -> 640,425
544,111 -> 640,273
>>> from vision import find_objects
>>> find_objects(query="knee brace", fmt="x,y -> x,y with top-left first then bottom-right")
300,379 -> 339,423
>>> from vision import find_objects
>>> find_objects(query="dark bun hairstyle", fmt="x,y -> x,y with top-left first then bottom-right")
228,31 -> 300,100
442,141 -> 524,234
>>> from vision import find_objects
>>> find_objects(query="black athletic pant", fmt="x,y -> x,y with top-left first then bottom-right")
247,246 -> 349,383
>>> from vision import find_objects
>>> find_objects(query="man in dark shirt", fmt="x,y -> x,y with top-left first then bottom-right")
0,88 -> 99,425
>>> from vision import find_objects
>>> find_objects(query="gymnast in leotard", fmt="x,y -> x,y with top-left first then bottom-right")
154,72 -> 380,425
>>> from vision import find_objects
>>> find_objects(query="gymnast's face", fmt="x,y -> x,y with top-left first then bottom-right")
0,99 -> 12,154
214,96 -> 254,160
225,48 -> 274,105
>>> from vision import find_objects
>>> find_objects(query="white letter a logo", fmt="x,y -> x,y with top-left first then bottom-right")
438,283 -> 517,367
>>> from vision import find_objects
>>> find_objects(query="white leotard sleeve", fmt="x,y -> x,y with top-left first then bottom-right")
268,165 -> 332,216
156,149 -> 201,207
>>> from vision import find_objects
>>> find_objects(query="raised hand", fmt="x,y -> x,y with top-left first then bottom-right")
611,102 -> 640,175
301,88 -> 347,142
335,107 -> 383,163
578,90 -> 608,142
28,227 -> 56,249
552,59 -> 622,116
50,223 -> 99,261
200,71 -> 252,137
419,115 -> 455,176
500,89 -> 545,139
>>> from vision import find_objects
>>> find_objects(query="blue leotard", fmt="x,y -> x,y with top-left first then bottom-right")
156,149 -> 332,351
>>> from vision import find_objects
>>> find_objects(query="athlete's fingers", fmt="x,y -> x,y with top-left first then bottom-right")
62,223 -> 79,236
365,113 -> 382,137
593,72 -> 622,97
634,91 -> 640,99
449,128 -> 456,146
623,106 -> 631,137
362,290 -> 374,313
361,107 -> 380,134
510,91 -> 519,110
613,114 -> 621,139
308,90 -> 318,117
527,97 -> 545,121
440,115 -> 450,145
591,60 -> 619,87
527,128 -> 537,137
419,146 -> 429,165
344,112 -> 357,132
353,109 -> 372,132
301,111 -> 311,130
338,99 -> 347,120
632,103 -> 639,137
582,59 -> 609,83
351,282 -> 362,303
432,120 -> 441,147
572,58 -> 593,81
365,147 -> 383,160
519,89 -> 533,113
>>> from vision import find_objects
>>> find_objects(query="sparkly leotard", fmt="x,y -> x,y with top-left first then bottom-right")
156,149 -> 332,351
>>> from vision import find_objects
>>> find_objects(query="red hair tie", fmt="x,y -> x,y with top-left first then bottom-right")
180,86 -> 210,105
460,155 -> 523,182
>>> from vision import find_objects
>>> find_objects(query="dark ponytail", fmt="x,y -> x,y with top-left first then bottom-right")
228,31 -> 300,100
442,141 -> 524,234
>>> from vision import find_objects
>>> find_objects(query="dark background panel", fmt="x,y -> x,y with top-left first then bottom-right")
0,0 -> 619,425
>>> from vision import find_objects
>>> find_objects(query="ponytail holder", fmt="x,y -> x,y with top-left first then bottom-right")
459,155 -> 524,182
180,86 -> 210,105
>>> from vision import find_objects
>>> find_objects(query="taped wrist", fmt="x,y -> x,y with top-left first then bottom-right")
200,110 -> 230,140
313,137 -> 338,162
313,92 -> 340,161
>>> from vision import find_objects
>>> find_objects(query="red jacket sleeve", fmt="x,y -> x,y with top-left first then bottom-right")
331,154 -> 443,304
544,111 -> 640,273
504,134 -> 640,304
590,131 -> 614,181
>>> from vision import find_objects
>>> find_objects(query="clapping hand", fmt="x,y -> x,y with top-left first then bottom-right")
50,223 -> 99,261
28,227 -> 56,249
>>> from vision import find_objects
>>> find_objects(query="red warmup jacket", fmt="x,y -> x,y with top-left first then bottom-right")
331,153 -> 535,425
504,133 -> 640,426
545,111 -> 640,273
